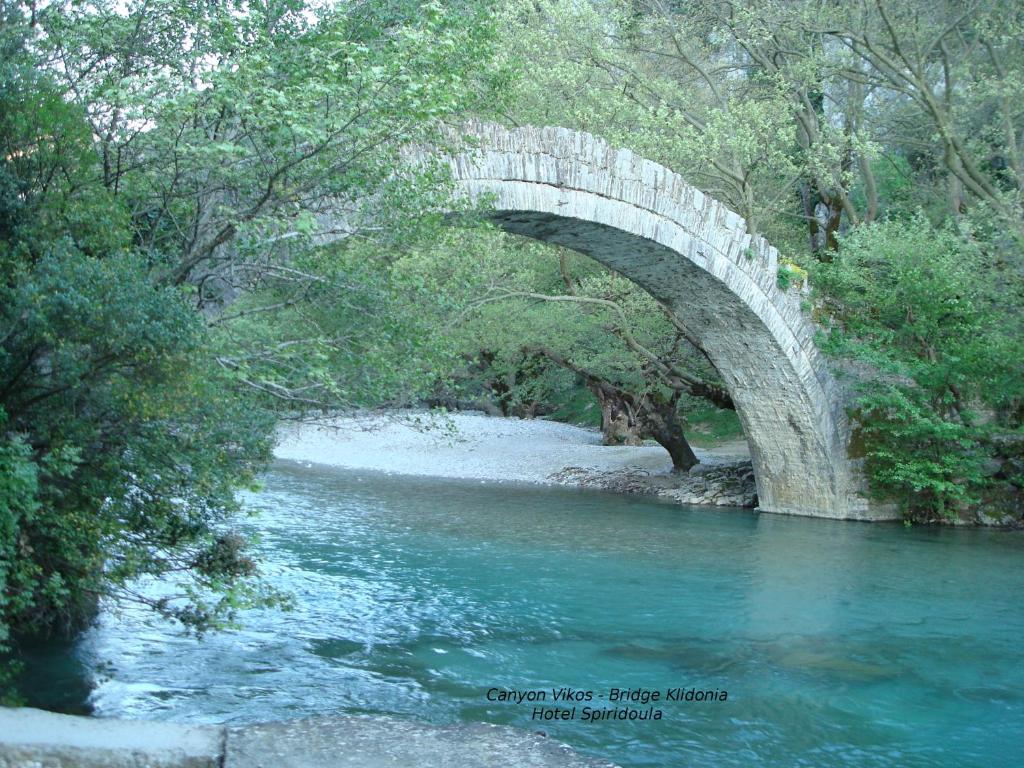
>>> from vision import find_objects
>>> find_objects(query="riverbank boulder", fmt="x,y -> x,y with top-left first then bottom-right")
549,459 -> 758,508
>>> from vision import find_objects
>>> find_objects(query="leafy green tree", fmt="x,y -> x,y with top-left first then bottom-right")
0,19 -> 283,676
815,217 -> 1023,519
392,225 -> 742,468
0,0 -> 503,694
37,0 -> 500,287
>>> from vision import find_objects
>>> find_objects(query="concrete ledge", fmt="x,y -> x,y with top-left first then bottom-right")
224,715 -> 618,768
0,708 -> 618,768
0,707 -> 221,768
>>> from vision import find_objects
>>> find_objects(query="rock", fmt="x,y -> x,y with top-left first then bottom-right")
980,458 -> 1004,477
549,460 -> 758,508
656,461 -> 759,507
0,707 -> 222,768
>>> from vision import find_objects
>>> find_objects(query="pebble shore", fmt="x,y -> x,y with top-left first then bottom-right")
275,411 -> 757,508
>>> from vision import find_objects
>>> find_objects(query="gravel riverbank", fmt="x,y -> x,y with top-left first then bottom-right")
275,411 -> 757,507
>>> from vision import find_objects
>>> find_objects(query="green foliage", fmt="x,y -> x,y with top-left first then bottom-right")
492,0 -> 806,239
777,259 -> 808,291
679,400 -> 745,448
0,239 -> 282,635
391,223 -> 726,428
35,0 -> 504,290
0,0 -> 501,693
212,238 -> 459,411
814,218 -> 1022,519
851,389 -> 988,518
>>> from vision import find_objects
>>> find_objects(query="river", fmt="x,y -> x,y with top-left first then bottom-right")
22,461 -> 1024,767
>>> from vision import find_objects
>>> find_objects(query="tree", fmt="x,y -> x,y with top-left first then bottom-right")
815,217 -> 1023,519
1,5 -> 285,671
0,0 -> 504,692
393,225 -> 741,471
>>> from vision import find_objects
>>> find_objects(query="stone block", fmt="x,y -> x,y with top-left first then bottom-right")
0,708 -> 222,768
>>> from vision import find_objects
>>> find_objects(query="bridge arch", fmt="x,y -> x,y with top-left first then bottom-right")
419,123 -> 888,520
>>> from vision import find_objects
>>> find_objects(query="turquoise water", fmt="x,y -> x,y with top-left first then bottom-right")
27,462 -> 1024,766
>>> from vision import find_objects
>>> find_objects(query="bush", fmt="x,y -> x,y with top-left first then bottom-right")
0,245 -> 283,654
814,216 -> 1022,520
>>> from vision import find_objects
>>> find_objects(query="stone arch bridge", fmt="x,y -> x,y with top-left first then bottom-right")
411,123 -> 890,521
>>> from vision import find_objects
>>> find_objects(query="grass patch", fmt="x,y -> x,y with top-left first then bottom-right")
681,403 -> 745,447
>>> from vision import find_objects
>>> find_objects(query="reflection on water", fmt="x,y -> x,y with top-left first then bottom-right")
23,461 -> 1024,767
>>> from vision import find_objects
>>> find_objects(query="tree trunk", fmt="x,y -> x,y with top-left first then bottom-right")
590,382 -> 643,446
526,345 -> 702,472
802,182 -> 843,255
636,390 -> 699,472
